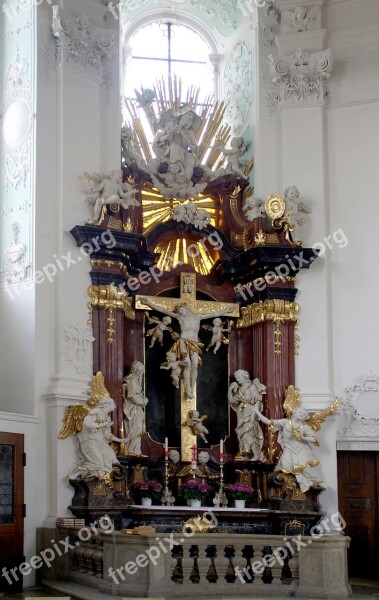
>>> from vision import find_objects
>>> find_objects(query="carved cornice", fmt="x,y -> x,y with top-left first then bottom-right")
52,9 -> 116,81
88,284 -> 135,319
269,48 -> 332,106
236,299 -> 299,329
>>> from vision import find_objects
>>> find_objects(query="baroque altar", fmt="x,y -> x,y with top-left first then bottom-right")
48,82 -> 351,598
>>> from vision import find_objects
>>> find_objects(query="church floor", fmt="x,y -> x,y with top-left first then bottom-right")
1,581 -> 379,600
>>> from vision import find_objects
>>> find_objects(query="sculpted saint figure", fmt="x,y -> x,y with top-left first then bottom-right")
141,298 -> 234,398
122,361 -> 149,455
228,370 -> 266,461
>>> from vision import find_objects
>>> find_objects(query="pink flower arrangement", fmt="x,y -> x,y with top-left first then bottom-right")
132,480 -> 163,499
181,480 -> 212,500
226,483 -> 254,500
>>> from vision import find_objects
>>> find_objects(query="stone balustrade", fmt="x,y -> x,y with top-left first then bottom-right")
40,528 -> 351,598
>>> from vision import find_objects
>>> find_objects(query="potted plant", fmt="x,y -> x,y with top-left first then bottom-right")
226,483 -> 254,509
132,480 -> 163,506
181,480 -> 212,508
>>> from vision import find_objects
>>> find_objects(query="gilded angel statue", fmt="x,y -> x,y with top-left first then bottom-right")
253,385 -> 339,493
83,170 -> 140,223
58,372 -> 124,479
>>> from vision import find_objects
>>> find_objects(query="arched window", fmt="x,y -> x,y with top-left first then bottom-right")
123,21 -> 216,106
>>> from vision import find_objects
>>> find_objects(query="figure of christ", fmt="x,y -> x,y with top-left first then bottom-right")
140,298 -> 234,399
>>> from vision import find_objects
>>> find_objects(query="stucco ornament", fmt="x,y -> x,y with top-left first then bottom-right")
338,372 -> 379,438
63,323 -> 95,378
282,6 -> 321,33
121,0 -> 240,33
223,41 -> 253,136
1,222 -> 30,285
270,49 -> 332,106
52,7 -> 116,82
1,49 -> 34,191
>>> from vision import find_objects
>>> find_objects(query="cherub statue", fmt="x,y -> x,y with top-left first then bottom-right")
121,125 -> 144,169
252,385 -> 339,493
197,451 -> 220,480
183,410 -> 209,444
173,204 -> 188,223
228,370 -> 266,461
217,137 -> 250,179
193,209 -> 211,230
282,6 -> 320,33
122,361 -> 149,456
283,186 -> 312,226
243,196 -> 266,222
202,318 -> 231,354
134,87 -> 155,109
168,449 -> 181,477
160,351 -> 185,389
145,314 -> 172,348
83,170 -> 140,222
58,372 -> 124,479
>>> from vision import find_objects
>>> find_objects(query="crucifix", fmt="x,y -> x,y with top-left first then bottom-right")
136,272 -> 239,461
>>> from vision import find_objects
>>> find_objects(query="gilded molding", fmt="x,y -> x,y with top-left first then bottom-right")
236,300 -> 299,329
88,285 -> 135,320
91,258 -> 129,279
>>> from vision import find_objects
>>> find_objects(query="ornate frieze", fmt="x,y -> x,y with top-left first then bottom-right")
269,48 -> 332,106
52,8 -> 116,82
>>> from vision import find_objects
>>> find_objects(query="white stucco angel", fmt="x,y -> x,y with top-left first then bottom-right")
202,318 -> 231,354
217,137 -> 250,179
83,170 -> 140,222
243,196 -> 266,222
283,186 -> 312,226
145,314 -> 172,348
122,361 -> 149,456
228,370 -> 266,461
1,222 -> 31,284
160,351 -> 185,389
58,372 -> 124,480
183,410 -> 209,444
252,385 -> 339,493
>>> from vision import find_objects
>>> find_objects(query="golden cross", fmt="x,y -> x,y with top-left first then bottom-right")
136,272 -> 239,461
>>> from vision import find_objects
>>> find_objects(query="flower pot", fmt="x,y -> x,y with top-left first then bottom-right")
141,497 -> 152,507
234,499 -> 246,509
190,499 -> 201,508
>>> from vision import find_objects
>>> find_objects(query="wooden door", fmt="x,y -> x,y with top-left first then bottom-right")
0,433 -> 24,592
337,451 -> 379,578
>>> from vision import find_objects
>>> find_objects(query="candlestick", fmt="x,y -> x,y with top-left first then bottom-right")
161,454 -> 175,506
164,437 -> 169,459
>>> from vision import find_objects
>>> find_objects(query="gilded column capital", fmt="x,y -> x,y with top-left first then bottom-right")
236,299 -> 299,329
88,284 -> 135,320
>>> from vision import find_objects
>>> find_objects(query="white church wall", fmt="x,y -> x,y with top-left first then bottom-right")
327,89 -> 379,395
